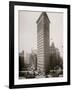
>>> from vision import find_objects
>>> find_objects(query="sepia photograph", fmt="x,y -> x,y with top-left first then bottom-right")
19,11 -> 63,79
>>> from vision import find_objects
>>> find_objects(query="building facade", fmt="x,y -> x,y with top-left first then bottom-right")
19,51 -> 24,71
36,12 -> 50,74
29,49 -> 37,70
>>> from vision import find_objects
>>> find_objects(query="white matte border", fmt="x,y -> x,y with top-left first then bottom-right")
14,5 -> 67,85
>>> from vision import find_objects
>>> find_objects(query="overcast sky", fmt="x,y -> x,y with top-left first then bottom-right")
18,11 -> 63,57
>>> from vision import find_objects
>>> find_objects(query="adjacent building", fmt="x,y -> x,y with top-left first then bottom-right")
19,51 -> 24,71
29,49 -> 37,70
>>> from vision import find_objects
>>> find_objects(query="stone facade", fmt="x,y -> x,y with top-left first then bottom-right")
36,12 -> 50,74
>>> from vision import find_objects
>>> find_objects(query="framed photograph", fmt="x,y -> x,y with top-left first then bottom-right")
9,1 -> 70,89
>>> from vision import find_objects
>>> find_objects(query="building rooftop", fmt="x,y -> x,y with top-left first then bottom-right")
36,12 -> 50,24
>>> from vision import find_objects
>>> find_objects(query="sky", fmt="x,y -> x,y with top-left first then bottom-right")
18,10 -> 63,57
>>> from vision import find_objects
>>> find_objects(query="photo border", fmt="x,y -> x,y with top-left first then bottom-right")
9,1 -> 70,89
